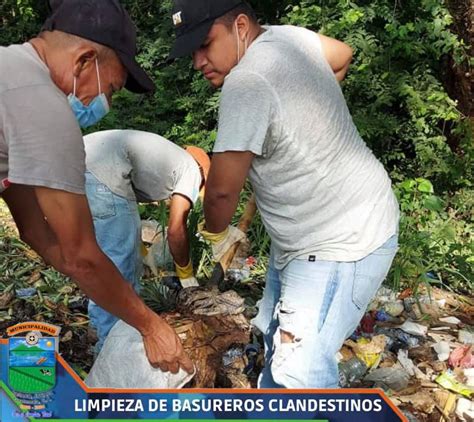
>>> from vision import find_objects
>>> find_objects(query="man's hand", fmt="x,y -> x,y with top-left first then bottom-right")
141,312 -> 194,374
199,223 -> 246,262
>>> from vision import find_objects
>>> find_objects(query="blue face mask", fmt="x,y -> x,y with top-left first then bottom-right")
68,59 -> 110,128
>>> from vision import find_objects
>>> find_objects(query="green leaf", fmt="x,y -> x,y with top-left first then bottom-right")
439,224 -> 457,241
417,179 -> 434,193
424,195 -> 443,211
400,180 -> 417,191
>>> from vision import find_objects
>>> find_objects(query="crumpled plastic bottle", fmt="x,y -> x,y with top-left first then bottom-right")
338,357 -> 368,387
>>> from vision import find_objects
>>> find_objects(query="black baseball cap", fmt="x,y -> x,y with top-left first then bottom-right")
42,0 -> 155,93
170,0 -> 243,59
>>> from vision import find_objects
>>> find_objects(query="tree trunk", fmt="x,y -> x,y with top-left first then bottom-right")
445,0 -> 473,118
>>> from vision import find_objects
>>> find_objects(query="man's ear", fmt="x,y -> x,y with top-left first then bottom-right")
72,47 -> 98,78
235,14 -> 250,40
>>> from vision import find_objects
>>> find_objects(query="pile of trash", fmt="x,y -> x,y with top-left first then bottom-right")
338,286 -> 474,421
87,285 -> 256,389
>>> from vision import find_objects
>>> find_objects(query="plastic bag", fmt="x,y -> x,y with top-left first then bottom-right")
86,320 -> 194,389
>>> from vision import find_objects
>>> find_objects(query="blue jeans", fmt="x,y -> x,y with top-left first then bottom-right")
252,235 -> 398,389
85,172 -> 143,350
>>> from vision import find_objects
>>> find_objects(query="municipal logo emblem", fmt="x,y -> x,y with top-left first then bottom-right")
9,332 -> 56,393
7,322 -> 60,415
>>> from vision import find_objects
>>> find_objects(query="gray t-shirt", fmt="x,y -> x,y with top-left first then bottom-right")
0,43 -> 85,194
215,25 -> 400,269
84,130 -> 201,204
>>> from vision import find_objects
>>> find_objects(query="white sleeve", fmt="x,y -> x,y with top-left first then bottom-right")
2,84 -> 86,194
214,70 -> 278,157
173,163 -> 201,205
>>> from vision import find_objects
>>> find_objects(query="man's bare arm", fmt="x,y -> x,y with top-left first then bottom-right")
3,185 -> 193,374
167,194 -> 192,267
318,34 -> 353,82
2,185 -> 61,266
204,151 -> 254,233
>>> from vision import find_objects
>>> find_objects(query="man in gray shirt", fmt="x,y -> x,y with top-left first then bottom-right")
84,130 -> 210,349
0,0 -> 192,375
170,0 -> 399,387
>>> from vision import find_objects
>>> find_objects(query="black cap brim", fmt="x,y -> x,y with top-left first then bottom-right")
169,19 -> 214,59
118,52 -> 155,94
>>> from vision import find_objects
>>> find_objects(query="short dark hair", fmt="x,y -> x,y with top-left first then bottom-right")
216,1 -> 258,27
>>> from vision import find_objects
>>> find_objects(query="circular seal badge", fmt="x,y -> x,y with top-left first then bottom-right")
25,331 -> 42,346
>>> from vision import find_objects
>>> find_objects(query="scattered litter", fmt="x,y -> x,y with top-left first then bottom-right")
399,320 -> 428,337
456,398 -> 474,422
364,366 -> 410,391
398,288 -> 413,300
141,221 -> 174,275
141,220 -> 161,243
439,316 -> 461,325
395,392 -> 435,414
222,346 -> 245,367
434,390 -> 450,410
465,368 -> 474,387
375,327 -> 420,353
384,300 -> 405,317
374,287 -> 399,303
435,371 -> 474,398
441,392 -> 458,421
375,310 -> 391,321
15,287 -> 37,298
404,296 -> 440,319
368,287 -> 398,312
339,345 -> 355,362
428,331 -> 457,344
459,329 -> 474,345
61,331 -> 73,343
449,345 -> 474,369
400,410 -> 419,422
338,357 -> 368,387
432,361 -> 448,373
359,312 -> 377,334
397,349 -> 428,380
227,268 -> 251,283
433,342 -> 451,362
345,335 -> 386,368
244,344 -> 260,375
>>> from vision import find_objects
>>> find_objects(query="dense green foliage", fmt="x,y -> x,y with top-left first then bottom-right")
1,0 -> 472,291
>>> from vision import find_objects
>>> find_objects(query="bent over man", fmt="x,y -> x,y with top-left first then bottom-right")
84,130 -> 210,348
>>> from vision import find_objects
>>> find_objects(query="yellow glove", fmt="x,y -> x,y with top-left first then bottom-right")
198,223 -> 246,261
198,223 -> 229,243
175,260 -> 194,279
175,261 -> 199,288
140,242 -> 149,257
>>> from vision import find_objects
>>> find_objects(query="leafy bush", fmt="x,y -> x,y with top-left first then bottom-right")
392,178 -> 473,292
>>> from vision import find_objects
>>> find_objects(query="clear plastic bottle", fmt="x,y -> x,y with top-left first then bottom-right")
338,357 -> 368,387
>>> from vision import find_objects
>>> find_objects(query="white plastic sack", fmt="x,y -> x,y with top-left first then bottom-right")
86,320 -> 194,389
